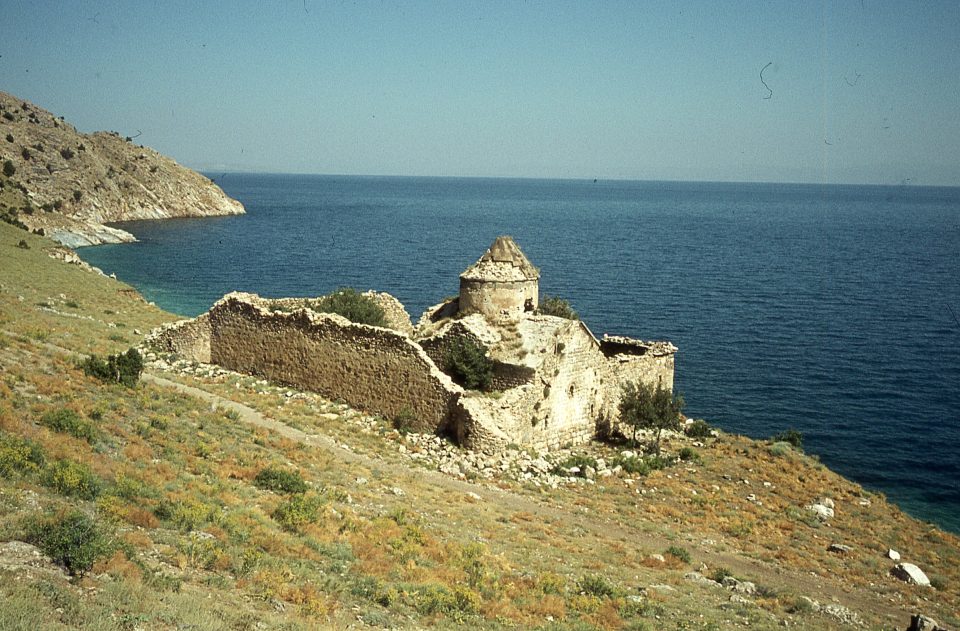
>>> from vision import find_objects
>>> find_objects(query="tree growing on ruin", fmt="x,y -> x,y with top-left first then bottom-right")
619,380 -> 684,455
535,295 -> 579,320
311,288 -> 388,328
444,337 -> 493,391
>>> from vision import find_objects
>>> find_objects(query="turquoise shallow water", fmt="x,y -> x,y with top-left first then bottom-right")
79,174 -> 960,533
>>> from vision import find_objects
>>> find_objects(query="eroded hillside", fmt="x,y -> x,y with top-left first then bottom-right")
0,91 -> 243,246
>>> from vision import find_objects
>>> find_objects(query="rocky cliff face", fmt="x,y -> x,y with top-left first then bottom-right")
0,91 -> 244,246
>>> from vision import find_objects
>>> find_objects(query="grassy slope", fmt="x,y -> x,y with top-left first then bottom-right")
1,220 -> 958,630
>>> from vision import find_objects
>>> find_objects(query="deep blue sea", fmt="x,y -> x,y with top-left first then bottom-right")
78,174 -> 960,533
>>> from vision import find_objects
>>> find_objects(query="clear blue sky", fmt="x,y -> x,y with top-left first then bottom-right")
2,1 -> 959,184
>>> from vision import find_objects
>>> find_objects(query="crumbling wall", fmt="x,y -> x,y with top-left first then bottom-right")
599,338 -> 677,437
147,314 -> 211,363
206,293 -> 463,434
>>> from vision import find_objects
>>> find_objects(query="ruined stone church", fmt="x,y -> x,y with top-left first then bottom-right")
150,236 -> 676,452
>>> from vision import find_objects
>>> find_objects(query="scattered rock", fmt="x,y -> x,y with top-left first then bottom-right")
685,571 -> 720,588
821,603 -> 863,626
828,543 -> 852,555
646,584 -> 675,594
907,614 -> 946,631
465,492 -> 482,502
648,554 -> 665,563
891,563 -> 930,587
887,548 -> 901,561
805,501 -> 834,521
0,541 -> 69,581
389,487 -> 405,497
721,576 -> 756,595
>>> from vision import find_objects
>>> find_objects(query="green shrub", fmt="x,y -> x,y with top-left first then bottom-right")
768,441 -> 792,457
39,408 -> 96,442
59,147 -> 74,160
2,160 -> 15,177
16,239 -> 29,249
771,428 -> 803,450
443,337 -> 493,391
25,510 -> 112,576
4,133 -> 12,143
610,454 -> 650,475
82,348 -> 143,387
551,454 -> 598,477
310,288 -> 387,327
272,493 -> 325,532
710,567 -> 733,583
685,419 -> 712,438
154,497 -> 216,531
577,574 -> 618,598
42,460 -> 101,499
0,432 -> 45,477
253,466 -> 308,494
678,446 -> 701,463
392,406 -> 416,433
536,295 -> 579,320
665,545 -> 691,564
412,583 -> 480,616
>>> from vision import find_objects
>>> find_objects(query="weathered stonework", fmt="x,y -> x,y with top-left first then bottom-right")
150,236 -> 678,452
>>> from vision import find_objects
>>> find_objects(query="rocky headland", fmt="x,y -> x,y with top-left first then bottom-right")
0,91 -> 243,246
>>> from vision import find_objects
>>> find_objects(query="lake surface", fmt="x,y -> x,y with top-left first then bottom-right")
79,174 -> 960,533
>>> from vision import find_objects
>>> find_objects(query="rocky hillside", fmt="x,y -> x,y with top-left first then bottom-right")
0,91 -> 244,246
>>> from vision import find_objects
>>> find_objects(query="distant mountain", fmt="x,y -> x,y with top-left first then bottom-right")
0,91 -> 244,246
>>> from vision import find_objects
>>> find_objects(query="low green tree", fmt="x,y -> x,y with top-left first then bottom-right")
2,160 -> 15,177
443,337 -> 493,391
311,288 -> 388,327
535,295 -> 578,320
619,380 -> 684,455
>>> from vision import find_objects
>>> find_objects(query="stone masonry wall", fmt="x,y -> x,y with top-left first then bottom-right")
147,314 -> 211,363
459,278 -> 538,320
206,293 -> 462,434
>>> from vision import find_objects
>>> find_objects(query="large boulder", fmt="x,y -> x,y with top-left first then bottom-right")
891,563 -> 931,587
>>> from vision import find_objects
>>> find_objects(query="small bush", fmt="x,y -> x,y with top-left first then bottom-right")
40,408 -> 96,442
685,419 -> 712,438
710,567 -> 733,583
611,454 -> 650,475
930,576 -> 947,591
42,460 -> 101,499
768,441 -> 792,457
17,239 -> 29,249
272,493 -> 325,532
0,432 -> 46,477
82,348 -> 143,387
311,288 -> 387,327
443,337 -> 493,391
577,574 -> 618,598
785,595 -> 816,615
253,466 -> 308,494
59,147 -> 75,160
2,160 -> 14,177
25,510 -> 112,576
72,190 -> 82,202
21,147 -> 32,160
678,446 -> 701,463
413,583 -> 480,616
4,133 -> 12,143
771,428 -> 803,450
536,295 -> 579,320
154,497 -> 216,531
665,545 -> 691,564
551,453 -> 598,477
392,406 -> 416,433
